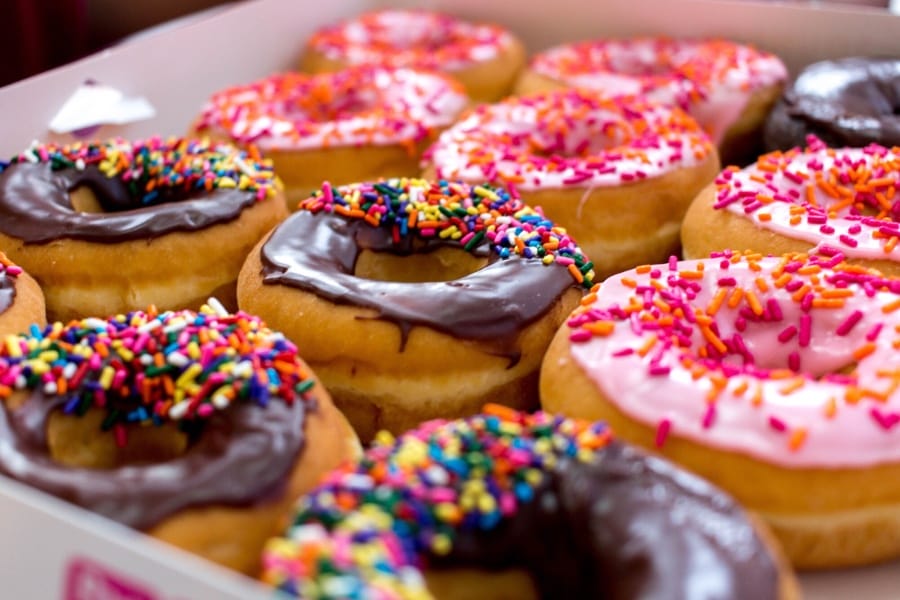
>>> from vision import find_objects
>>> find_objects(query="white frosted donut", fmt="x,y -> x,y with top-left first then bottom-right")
194,66 -> 468,205
300,9 -> 526,102
422,89 -> 720,277
517,38 -> 787,164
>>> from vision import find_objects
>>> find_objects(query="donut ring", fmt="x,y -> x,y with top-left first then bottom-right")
238,178 -> 590,441
0,253 -> 45,337
262,405 -> 797,599
0,303 -> 358,574
542,249 -> 900,568
422,90 -> 719,278
194,66 -> 468,206
300,9 -> 526,102
682,138 -> 900,276
0,138 -> 287,321
764,57 -> 900,151
516,38 -> 787,164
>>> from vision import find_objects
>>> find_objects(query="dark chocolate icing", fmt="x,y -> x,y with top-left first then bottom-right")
435,441 -> 780,599
260,211 -> 576,345
765,57 -> 900,150
0,393 -> 305,530
0,162 -> 257,243
0,268 -> 14,315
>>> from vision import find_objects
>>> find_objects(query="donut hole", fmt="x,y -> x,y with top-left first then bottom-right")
36,400 -> 190,469
355,245 -> 487,283
70,186 -> 105,213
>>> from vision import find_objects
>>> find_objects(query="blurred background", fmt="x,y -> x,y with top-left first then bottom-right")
1,0 -> 896,88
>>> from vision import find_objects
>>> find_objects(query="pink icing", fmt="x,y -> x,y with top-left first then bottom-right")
565,251 -> 900,468
716,141 -> 900,263
306,10 -> 512,72
195,66 -> 467,151
530,39 -> 787,144
425,90 -> 713,191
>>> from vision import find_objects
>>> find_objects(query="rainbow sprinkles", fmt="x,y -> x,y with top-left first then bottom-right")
300,178 -> 596,288
0,137 -> 282,203
0,302 -> 316,442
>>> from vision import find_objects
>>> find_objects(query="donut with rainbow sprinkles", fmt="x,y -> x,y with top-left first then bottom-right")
542,248 -> 900,569
261,405 -> 797,599
0,302 -> 358,574
239,177 -> 591,441
0,137 -> 287,321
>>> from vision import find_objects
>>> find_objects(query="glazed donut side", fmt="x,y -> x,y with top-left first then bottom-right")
239,179 -> 590,441
0,196 -> 285,321
541,251 -> 900,568
682,141 -> 900,277
0,139 -> 288,321
0,306 -> 359,575
299,10 -> 527,102
261,407 -> 797,599
0,254 -> 45,337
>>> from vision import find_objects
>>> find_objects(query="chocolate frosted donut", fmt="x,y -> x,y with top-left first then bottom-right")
238,178 -> 591,441
0,304 -> 358,573
765,57 -> 900,150
262,406 -> 796,599
0,138 -> 288,320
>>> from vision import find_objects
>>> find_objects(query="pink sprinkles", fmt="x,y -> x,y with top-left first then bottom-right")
568,249 -> 900,452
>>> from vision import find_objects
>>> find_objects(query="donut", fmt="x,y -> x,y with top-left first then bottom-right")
765,57 -> 900,151
682,138 -> 900,276
194,66 -> 468,207
299,9 -> 526,102
516,38 -> 788,165
422,90 -> 720,278
261,405 -> 797,598
238,178 -> 591,442
0,252 -> 45,337
0,301 -> 359,574
0,137 -> 287,322
541,249 -> 900,568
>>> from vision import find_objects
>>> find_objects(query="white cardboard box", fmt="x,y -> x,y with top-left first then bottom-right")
0,0 -> 899,597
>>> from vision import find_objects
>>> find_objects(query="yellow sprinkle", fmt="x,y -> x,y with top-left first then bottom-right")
4,336 -> 21,358
99,366 -> 115,390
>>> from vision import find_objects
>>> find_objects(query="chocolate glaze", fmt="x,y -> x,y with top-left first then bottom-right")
0,269 -> 14,315
0,393 -> 305,530
0,162 -> 257,243
434,441 -> 779,599
260,211 -> 576,348
765,57 -> 900,150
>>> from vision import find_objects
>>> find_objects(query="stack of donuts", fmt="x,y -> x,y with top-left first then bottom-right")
1,4 -> 899,598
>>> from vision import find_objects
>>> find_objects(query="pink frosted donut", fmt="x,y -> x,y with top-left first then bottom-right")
422,89 -> 720,277
542,248 -> 900,568
683,138 -> 900,276
300,9 -> 526,102
193,65 -> 468,205
517,38 -> 787,164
